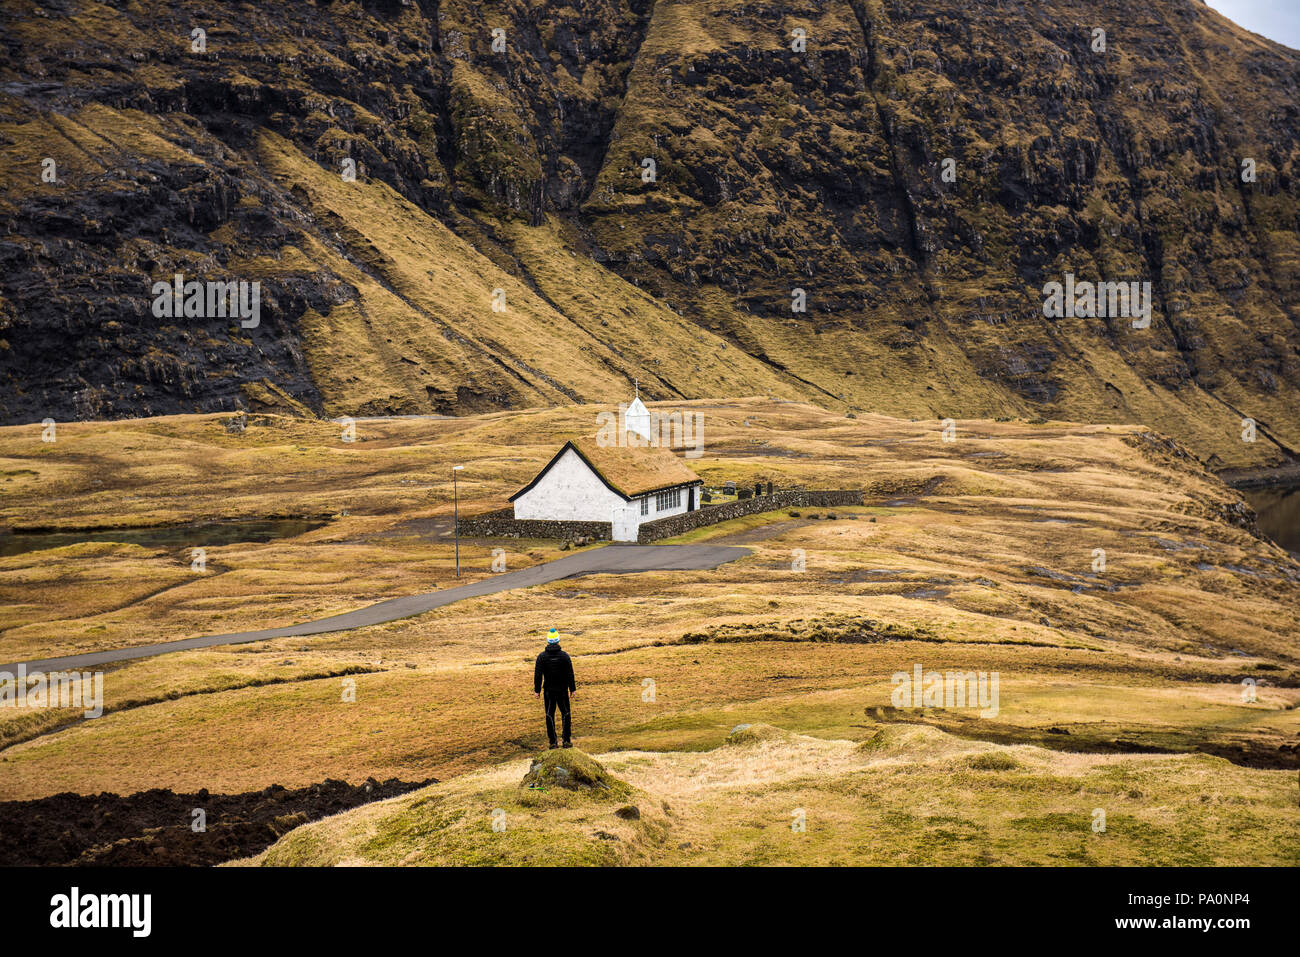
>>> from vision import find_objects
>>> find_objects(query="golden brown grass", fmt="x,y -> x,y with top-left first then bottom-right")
1,400 -> 1296,864
243,724 -> 1300,866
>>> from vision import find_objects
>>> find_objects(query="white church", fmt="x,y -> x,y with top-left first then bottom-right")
509,388 -> 704,542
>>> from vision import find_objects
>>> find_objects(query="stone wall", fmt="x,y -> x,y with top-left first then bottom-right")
458,490 -> 862,543
457,507 -> 611,541
636,490 -> 863,543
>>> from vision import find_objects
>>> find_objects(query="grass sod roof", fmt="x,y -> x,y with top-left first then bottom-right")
510,435 -> 702,501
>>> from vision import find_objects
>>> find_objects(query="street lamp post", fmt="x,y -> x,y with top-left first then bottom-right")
453,465 -> 464,578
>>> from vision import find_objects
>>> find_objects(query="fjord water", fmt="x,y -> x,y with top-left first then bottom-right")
1242,486 -> 1300,557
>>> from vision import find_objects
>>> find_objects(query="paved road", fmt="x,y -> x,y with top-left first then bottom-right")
2,544 -> 750,674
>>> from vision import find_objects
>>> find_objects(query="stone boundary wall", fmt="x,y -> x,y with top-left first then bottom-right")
636,490 -> 863,543
457,490 -> 862,543
457,507 -> 611,541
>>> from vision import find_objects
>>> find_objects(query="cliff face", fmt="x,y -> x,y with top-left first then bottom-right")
1,0 -> 1297,466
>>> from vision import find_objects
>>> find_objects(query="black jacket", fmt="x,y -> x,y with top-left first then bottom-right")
534,644 -> 576,695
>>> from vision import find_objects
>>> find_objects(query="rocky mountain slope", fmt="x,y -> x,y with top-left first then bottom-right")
1,0 -> 1297,466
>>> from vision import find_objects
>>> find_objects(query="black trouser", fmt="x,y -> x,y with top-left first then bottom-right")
543,688 -> 571,746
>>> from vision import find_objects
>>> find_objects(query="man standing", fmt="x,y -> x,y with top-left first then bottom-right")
534,628 -> 576,749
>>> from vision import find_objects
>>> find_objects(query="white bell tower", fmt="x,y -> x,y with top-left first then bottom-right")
625,379 -> 651,442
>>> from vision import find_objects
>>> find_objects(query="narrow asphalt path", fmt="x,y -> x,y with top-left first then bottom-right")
2,544 -> 750,674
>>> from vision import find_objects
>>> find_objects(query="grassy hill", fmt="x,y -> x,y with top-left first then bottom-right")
0,400 -> 1296,864
244,728 -> 1299,866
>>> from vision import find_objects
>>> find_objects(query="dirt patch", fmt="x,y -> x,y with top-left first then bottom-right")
709,445 -> 809,458
366,516 -> 455,540
872,475 -> 946,505
677,615 -> 944,646
863,708 -> 1300,771
0,777 -> 435,866
712,518 -> 817,545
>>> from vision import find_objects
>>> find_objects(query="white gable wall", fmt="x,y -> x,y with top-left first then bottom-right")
513,448 -> 625,522
514,448 -> 703,541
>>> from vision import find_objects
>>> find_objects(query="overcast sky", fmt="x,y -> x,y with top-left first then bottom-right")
1205,1 -> 1300,49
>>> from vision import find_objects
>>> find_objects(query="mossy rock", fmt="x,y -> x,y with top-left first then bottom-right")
724,723 -> 794,746
966,751 -> 1021,771
855,724 -> 953,755
521,749 -> 629,797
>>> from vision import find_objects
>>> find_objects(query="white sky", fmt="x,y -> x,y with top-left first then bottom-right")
1205,0 -> 1300,50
